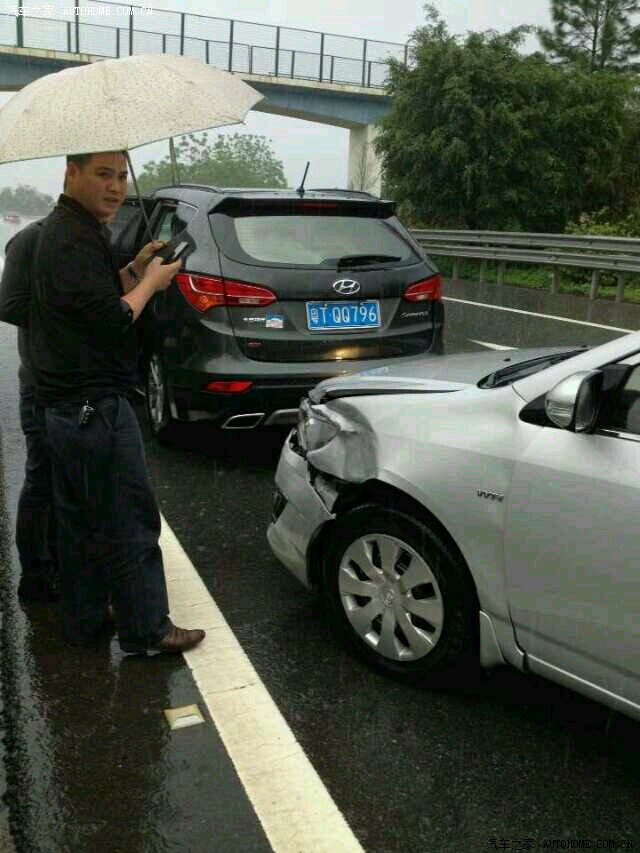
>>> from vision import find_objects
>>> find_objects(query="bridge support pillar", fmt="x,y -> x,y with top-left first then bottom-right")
347,123 -> 382,196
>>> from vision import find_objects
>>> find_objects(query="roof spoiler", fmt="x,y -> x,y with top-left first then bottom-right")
208,196 -> 396,216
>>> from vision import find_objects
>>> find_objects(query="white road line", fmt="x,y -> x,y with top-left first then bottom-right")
443,296 -> 635,333
160,516 -> 364,853
469,340 -> 517,351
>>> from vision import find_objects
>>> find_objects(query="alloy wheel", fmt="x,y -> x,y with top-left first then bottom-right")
147,354 -> 167,432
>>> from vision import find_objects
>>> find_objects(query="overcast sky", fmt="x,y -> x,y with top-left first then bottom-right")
0,0 -> 552,198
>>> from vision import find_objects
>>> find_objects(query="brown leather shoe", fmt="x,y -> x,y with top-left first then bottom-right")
154,620 -> 205,654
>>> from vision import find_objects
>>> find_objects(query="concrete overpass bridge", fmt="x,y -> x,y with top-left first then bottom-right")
0,2 -> 407,195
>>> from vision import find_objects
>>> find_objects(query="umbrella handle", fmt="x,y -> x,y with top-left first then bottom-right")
169,137 -> 181,185
125,150 -> 154,244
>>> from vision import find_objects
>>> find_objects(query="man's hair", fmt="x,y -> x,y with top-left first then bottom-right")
66,150 -> 127,169
66,153 -> 93,169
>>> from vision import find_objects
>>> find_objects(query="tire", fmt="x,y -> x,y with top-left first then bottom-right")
145,353 -> 177,443
322,503 -> 478,682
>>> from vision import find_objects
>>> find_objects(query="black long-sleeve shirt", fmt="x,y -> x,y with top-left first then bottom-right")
29,194 -> 138,404
0,219 -> 43,385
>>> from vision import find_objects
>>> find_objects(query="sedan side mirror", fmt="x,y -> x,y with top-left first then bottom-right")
545,370 -> 603,432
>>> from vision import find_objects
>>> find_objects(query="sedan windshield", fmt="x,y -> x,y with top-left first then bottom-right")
478,348 -> 588,389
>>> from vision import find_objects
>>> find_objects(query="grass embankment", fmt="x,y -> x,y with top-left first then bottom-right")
434,257 -> 640,303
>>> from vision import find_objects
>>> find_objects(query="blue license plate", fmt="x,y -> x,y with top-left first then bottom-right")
306,300 -> 381,331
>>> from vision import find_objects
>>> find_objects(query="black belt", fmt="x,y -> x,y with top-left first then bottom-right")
46,392 -> 128,412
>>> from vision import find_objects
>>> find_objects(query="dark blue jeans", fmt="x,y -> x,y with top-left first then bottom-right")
16,373 -> 58,597
44,394 -> 170,649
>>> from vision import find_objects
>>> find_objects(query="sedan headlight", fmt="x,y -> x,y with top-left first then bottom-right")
297,399 -> 340,453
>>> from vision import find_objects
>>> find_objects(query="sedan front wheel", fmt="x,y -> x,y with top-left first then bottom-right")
322,504 -> 478,681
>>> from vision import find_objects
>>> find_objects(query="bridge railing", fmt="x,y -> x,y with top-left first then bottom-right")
0,2 -> 407,88
411,229 -> 640,302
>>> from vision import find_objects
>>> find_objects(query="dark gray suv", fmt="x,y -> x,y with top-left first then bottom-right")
111,185 -> 444,440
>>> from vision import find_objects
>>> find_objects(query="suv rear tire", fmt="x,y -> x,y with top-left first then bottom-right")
145,353 -> 177,443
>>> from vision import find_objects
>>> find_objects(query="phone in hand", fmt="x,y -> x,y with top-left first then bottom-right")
155,231 -> 193,265
162,240 -> 189,264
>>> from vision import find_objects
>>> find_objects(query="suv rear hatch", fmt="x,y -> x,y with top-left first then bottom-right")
207,196 -> 442,363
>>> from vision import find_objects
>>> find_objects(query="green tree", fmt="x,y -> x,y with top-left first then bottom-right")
538,0 -> 640,72
136,132 -> 287,194
376,7 -> 637,232
0,184 -> 54,216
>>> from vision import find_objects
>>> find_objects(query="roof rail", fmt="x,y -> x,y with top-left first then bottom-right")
176,183 -> 224,192
140,184 -> 383,198
150,182 -> 222,193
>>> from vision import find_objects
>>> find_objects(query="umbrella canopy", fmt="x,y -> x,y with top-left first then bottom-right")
0,53 -> 263,164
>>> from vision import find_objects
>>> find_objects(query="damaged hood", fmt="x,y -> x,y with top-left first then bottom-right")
309,347 -> 576,402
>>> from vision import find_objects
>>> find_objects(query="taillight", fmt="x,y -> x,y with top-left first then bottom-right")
403,274 -> 442,302
294,202 -> 339,210
224,280 -> 277,306
176,273 -> 224,312
175,273 -> 277,312
205,380 -> 253,393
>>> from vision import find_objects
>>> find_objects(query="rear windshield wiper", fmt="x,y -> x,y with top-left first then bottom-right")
479,348 -> 588,389
334,253 -> 401,268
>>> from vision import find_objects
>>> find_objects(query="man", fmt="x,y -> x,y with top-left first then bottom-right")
28,150 -> 205,654
0,217 -> 58,602
0,192 -> 163,605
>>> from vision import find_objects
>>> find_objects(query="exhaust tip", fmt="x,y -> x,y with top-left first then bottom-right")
221,413 -> 265,430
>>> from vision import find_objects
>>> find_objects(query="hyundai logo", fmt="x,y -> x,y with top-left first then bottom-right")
332,279 -> 361,296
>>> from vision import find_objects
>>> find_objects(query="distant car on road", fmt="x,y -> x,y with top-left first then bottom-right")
268,334 -> 640,722
111,186 -> 443,440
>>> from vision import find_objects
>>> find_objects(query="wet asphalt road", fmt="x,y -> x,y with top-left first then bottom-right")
1,279 -> 639,852
0,326 -> 270,853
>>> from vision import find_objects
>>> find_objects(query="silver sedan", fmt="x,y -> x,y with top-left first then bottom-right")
268,335 -> 640,721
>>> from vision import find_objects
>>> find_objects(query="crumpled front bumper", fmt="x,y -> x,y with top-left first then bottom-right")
267,432 -> 337,589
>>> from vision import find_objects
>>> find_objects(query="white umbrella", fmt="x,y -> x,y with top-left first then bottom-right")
0,53 -> 262,161
0,53 -> 263,234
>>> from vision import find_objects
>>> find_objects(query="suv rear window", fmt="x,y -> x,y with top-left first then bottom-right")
212,212 -> 417,267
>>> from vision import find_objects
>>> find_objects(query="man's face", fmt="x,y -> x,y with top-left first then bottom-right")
65,152 -> 128,223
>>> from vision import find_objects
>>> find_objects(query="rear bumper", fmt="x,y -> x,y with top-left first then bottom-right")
168,344 -> 445,427
171,378 -> 323,428
155,300 -> 444,427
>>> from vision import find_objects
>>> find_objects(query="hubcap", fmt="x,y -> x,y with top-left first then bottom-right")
147,355 -> 166,429
381,586 -> 396,607
338,533 -> 444,662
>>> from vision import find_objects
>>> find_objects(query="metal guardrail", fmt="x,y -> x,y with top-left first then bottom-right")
1,1 -> 406,88
411,229 -> 640,302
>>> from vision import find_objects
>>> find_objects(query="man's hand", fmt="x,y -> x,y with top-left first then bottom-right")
121,256 -> 182,322
130,239 -> 166,279
144,256 -> 182,292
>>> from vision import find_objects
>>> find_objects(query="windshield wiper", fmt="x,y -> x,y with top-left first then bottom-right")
334,253 -> 401,268
479,348 -> 588,389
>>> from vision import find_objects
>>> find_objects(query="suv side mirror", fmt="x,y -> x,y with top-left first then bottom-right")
545,370 -> 603,432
